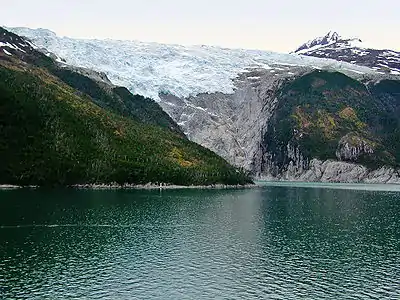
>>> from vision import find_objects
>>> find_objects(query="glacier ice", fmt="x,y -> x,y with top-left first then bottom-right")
8,27 -> 376,101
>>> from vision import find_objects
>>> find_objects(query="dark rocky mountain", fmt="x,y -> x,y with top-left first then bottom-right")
0,27 -> 251,186
295,31 -> 342,53
294,31 -> 400,75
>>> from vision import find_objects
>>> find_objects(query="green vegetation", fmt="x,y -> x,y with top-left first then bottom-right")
0,27 -> 251,186
0,66 -> 251,186
0,27 -> 182,135
51,68 -> 184,135
264,70 -> 400,170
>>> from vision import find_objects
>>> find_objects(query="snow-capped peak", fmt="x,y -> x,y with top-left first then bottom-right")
293,31 -> 400,75
325,31 -> 341,43
294,31 -> 343,54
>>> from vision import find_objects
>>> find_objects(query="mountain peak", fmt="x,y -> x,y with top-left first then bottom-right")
293,31 -> 369,56
324,31 -> 341,42
294,31 -> 343,54
292,30 -> 400,75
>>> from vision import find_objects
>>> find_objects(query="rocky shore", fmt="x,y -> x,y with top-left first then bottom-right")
0,183 -> 256,190
261,159 -> 400,184
71,183 -> 256,190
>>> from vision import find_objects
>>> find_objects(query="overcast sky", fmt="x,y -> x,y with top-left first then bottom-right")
2,0 -> 399,52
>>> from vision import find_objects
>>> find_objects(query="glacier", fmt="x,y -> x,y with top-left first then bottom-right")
7,27 -> 376,101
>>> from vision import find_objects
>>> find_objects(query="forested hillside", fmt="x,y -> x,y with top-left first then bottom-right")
0,28 -> 251,186
263,70 -> 400,175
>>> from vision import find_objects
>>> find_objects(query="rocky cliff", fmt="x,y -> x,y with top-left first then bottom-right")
159,65 -> 309,170
160,69 -> 400,183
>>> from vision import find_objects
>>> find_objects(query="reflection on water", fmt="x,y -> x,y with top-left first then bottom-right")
0,186 -> 399,299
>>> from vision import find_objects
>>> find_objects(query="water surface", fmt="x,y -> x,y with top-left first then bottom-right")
1,185 -> 399,299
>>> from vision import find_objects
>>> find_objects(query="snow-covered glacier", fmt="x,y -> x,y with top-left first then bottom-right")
8,27 -> 375,100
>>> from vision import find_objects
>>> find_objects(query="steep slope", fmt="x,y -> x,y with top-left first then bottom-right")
262,70 -> 400,175
294,31 -> 400,75
7,26 -> 400,183
51,67 -> 184,136
0,27 -> 183,135
161,68 -> 400,183
0,28 -> 251,186
159,65 -> 309,169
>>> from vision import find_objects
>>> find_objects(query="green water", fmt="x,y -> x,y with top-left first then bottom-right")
0,185 -> 399,299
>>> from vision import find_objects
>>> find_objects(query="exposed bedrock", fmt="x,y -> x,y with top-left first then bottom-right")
161,68 -> 400,183
159,66 -> 303,171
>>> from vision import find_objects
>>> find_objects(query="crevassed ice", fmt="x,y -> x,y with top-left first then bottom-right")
8,27 -> 376,101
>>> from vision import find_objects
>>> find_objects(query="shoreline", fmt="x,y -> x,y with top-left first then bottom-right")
72,183 -> 257,190
2,181 -> 400,192
0,184 -> 37,190
0,183 -> 257,190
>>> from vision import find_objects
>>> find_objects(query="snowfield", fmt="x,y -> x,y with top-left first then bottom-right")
8,27 -> 376,100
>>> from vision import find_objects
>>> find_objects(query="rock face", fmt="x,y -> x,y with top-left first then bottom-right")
294,31 -> 400,75
301,160 -> 369,183
159,66 -> 308,170
269,159 -> 400,184
335,133 -> 375,162
160,69 -> 400,183
257,70 -> 400,182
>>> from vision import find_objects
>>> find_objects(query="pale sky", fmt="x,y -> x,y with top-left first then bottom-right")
2,0 -> 400,52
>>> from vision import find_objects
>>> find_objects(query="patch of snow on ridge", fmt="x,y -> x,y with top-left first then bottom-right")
0,41 -> 16,49
8,27 -> 377,100
344,69 -> 364,74
0,41 -> 26,53
295,43 -> 332,54
2,48 -> 12,55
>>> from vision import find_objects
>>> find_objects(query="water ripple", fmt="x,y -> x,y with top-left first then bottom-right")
1,187 -> 399,299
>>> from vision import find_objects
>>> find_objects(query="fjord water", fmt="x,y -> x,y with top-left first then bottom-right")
0,185 -> 399,299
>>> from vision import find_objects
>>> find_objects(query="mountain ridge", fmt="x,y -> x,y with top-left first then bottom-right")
293,31 -> 400,75
8,26 -> 381,101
